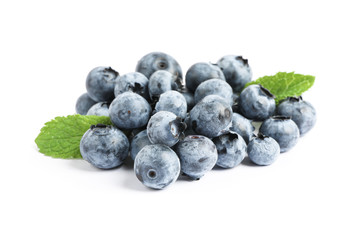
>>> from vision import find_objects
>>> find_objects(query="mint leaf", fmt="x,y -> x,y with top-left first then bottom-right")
244,72 -> 315,104
35,115 -> 113,159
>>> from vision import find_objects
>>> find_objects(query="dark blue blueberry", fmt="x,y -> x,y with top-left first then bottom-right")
155,90 -> 187,119
175,135 -> 218,180
277,96 -> 316,135
259,116 -> 300,153
135,52 -> 183,82
130,130 -> 152,161
134,144 -> 180,190
109,92 -> 151,129
86,66 -> 119,102
190,95 -> 233,138
114,72 -> 150,101
75,93 -> 97,115
148,70 -> 180,100
185,62 -> 226,92
217,55 -> 252,93
80,124 -> 129,169
194,78 -> 233,105
229,113 -> 254,144
247,133 -> 280,166
87,102 -> 109,117
147,111 -> 186,147
212,132 -> 247,168
236,84 -> 276,121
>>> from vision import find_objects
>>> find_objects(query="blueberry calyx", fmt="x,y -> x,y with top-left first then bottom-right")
169,117 -> 187,140
103,67 -> 119,79
259,85 -> 275,98
129,82 -> 145,95
90,123 -> 108,130
271,115 -> 291,121
257,132 -> 269,140
235,56 -> 249,66
288,96 -> 303,102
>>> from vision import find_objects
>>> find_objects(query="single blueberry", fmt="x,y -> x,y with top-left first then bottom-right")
259,116 -> 300,153
175,135 -> 218,180
190,95 -> 233,138
155,90 -> 187,119
114,72 -> 150,101
217,55 -> 252,93
194,78 -> 233,105
75,93 -> 97,115
109,92 -> 151,129
247,133 -> 280,166
212,132 -> 247,168
147,111 -> 186,147
135,52 -> 183,83
229,112 -> 254,144
185,62 -> 226,92
130,130 -> 152,161
277,96 -> 316,135
148,70 -> 180,100
86,66 -> 119,102
236,84 -> 276,121
87,102 -> 109,117
134,144 -> 180,190
80,124 -> 129,169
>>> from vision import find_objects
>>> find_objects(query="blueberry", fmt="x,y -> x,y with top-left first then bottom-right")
194,78 -> 233,105
75,93 -> 97,115
259,116 -> 300,153
114,72 -> 150,101
185,62 -> 226,92
86,66 -> 119,102
80,124 -> 129,169
175,135 -> 218,180
236,84 -> 276,121
212,132 -> 247,168
87,102 -> 109,117
130,130 -> 152,161
178,87 -> 195,111
190,95 -> 233,138
155,90 -> 187,119
134,144 -> 180,190
148,70 -> 180,100
135,52 -> 183,82
277,96 -> 316,135
217,55 -> 252,93
147,111 -> 186,147
109,92 -> 151,129
229,113 -> 254,144
247,133 -> 280,166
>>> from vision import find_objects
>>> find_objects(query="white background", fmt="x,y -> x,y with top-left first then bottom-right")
1,0 -> 359,239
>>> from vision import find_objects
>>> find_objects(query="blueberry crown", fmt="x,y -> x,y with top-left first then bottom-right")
271,115 -> 291,121
256,132 -> 269,140
103,67 -> 119,78
235,56 -> 249,67
287,96 -> 303,102
259,85 -> 275,98
90,123 -> 108,130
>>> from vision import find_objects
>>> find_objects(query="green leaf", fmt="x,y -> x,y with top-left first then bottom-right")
244,72 -> 315,104
35,115 -> 113,159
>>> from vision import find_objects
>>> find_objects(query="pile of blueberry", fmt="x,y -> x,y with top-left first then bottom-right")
75,52 -> 316,190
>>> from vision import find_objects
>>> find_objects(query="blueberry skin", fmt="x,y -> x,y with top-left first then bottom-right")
190,95 -> 233,138
87,102 -> 109,117
114,72 -> 150,101
134,144 -> 180,190
247,133 -> 280,166
109,92 -> 151,129
259,116 -> 300,153
86,66 -> 119,102
130,130 -> 152,161
155,90 -> 187,119
147,111 -> 186,147
217,55 -> 252,93
277,97 -> 316,135
178,88 -> 195,111
175,135 -> 218,180
194,78 -> 233,105
236,84 -> 276,121
185,62 -> 226,92
229,113 -> 254,144
148,70 -> 180,100
135,52 -> 183,82
80,124 -> 129,169
75,93 -> 97,115
212,132 -> 247,169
